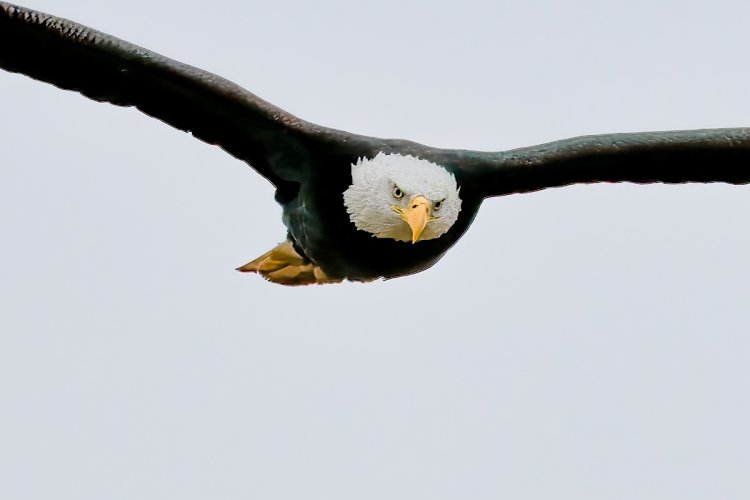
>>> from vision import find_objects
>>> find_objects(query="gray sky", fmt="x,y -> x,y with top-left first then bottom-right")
1,0 -> 749,498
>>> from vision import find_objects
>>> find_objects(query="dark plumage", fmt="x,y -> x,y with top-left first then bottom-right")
2,2 -> 750,285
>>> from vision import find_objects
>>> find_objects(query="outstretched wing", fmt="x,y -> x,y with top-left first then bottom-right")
448,128 -> 750,197
0,2 -> 356,187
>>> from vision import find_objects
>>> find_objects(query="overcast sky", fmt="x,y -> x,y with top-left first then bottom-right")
1,1 -> 749,499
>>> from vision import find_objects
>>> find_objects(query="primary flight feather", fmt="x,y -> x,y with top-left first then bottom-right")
2,2 -> 750,285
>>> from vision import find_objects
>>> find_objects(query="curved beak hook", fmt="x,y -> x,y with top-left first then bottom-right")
400,195 -> 431,243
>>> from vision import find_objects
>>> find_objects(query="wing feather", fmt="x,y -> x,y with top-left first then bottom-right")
447,129 -> 750,197
0,2 -> 354,186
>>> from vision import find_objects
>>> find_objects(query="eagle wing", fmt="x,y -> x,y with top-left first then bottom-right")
445,129 -> 750,198
0,2 -> 357,187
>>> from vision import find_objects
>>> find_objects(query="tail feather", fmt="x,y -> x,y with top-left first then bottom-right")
237,240 -> 342,286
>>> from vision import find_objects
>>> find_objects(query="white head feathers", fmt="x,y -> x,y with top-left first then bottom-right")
343,152 -> 462,242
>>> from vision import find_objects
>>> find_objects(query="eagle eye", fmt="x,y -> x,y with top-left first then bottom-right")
392,185 -> 404,199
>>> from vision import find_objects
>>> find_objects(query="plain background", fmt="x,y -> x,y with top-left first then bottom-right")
1,0 -> 749,498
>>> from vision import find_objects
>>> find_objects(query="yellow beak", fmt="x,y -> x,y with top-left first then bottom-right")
401,195 -> 431,243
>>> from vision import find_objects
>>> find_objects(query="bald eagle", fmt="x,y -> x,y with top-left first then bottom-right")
2,2 -> 749,285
